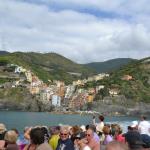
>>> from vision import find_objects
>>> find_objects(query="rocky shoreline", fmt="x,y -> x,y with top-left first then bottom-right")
0,94 -> 150,116
1,103 -> 150,117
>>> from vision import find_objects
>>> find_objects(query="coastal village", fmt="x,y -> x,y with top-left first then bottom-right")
0,63 -> 134,112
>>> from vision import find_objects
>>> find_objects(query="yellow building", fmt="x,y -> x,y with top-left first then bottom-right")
87,95 -> 94,103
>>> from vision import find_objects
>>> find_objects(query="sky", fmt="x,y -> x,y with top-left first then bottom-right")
0,0 -> 150,63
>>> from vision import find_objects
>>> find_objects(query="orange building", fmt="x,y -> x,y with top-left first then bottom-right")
87,95 -> 94,103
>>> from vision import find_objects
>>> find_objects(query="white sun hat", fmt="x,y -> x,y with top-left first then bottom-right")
131,121 -> 138,128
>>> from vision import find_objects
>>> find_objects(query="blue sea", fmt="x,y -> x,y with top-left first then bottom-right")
0,111 -> 145,133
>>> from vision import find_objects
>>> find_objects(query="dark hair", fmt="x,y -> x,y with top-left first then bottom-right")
55,126 -> 60,131
40,126 -> 49,142
86,124 -> 96,132
142,116 -> 147,120
99,115 -> 104,121
128,126 -> 133,131
125,131 -> 144,149
74,132 -> 86,140
11,128 -> 19,135
103,126 -> 111,135
30,128 -> 44,145
85,125 -> 89,130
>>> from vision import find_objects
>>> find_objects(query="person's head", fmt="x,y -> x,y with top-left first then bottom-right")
114,125 -> 123,136
60,126 -> 70,141
70,125 -> 81,136
11,128 -> 19,136
50,126 -> 60,135
0,123 -> 7,134
86,124 -> 96,133
40,126 -> 49,142
30,127 -> 45,145
85,124 -> 89,131
99,115 -> 104,122
4,130 -> 18,144
111,124 -> 121,137
105,141 -> 129,150
103,126 -> 111,135
0,123 -> 7,140
74,132 -> 87,147
125,131 -> 144,149
24,126 -> 30,133
141,116 -> 147,121
86,128 -> 94,142
127,126 -> 133,131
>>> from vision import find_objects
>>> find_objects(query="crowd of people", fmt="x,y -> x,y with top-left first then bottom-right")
0,115 -> 150,150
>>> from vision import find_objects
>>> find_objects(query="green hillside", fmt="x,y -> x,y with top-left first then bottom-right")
0,51 -> 10,55
85,58 -> 136,73
0,52 -> 94,84
90,57 -> 150,103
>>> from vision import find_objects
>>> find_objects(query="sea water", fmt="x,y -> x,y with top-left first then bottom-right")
0,111 -> 146,133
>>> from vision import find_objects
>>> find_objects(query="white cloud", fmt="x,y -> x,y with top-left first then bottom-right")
0,0 -> 150,63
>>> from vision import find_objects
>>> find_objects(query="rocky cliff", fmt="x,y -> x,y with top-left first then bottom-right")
91,96 -> 150,116
0,88 -> 52,112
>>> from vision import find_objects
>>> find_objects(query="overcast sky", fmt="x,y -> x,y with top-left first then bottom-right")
0,0 -> 150,63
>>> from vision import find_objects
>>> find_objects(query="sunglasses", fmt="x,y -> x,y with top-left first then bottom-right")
75,137 -> 81,140
86,134 -> 91,137
60,133 -> 68,136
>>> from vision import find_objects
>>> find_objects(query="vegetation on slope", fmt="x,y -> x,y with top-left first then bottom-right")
84,57 -> 150,103
0,52 -> 94,84
85,58 -> 137,73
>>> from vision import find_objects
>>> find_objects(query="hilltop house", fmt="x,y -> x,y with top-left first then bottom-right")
73,80 -> 84,86
87,73 -> 109,82
122,75 -> 133,81
94,73 -> 109,81
15,66 -> 26,73
109,88 -> 120,96
96,85 -> 105,93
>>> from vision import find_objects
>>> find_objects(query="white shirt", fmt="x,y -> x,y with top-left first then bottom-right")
96,122 -> 104,133
93,117 -> 104,133
75,145 -> 91,150
138,120 -> 150,136
83,145 -> 91,150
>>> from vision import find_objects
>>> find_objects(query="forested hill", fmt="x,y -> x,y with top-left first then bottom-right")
0,52 -> 94,83
85,58 -> 137,73
0,51 -> 137,84
85,57 -> 150,104
110,57 -> 150,103
0,51 -> 9,55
